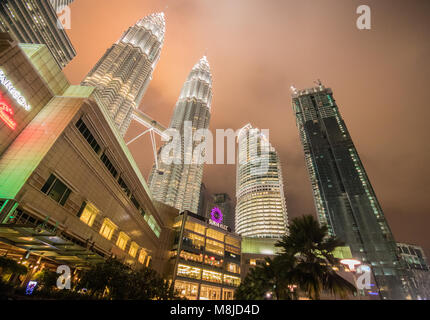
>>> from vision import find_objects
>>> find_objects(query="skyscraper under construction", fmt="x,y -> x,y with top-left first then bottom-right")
292,83 -> 408,299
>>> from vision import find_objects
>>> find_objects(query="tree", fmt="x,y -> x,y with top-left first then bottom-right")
36,269 -> 58,290
235,265 -> 268,300
77,258 -> 180,300
276,215 -> 357,299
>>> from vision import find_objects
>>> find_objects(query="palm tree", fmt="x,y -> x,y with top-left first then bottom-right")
276,215 -> 357,299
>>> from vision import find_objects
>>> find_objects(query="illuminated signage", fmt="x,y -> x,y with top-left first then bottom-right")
25,281 -> 38,295
208,207 -> 229,231
0,102 -> 17,130
0,69 -> 31,111
210,207 -> 223,223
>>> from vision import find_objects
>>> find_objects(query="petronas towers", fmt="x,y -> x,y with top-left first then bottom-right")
148,56 -> 213,213
83,12 -> 213,214
82,13 -> 165,135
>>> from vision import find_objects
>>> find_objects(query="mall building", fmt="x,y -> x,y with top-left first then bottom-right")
0,33 -> 174,282
169,210 -> 242,300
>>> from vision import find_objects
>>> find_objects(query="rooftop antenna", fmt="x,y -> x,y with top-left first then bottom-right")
314,79 -> 322,86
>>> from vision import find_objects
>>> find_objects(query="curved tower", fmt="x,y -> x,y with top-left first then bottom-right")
235,124 -> 288,238
148,56 -> 212,213
82,13 -> 165,136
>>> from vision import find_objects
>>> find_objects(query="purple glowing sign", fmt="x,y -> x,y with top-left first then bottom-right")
210,207 -> 223,224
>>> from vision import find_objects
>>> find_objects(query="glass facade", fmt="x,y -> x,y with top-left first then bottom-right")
292,85 -> 408,299
172,212 -> 241,300
148,57 -> 213,214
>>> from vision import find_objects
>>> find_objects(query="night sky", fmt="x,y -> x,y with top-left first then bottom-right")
63,0 -> 430,258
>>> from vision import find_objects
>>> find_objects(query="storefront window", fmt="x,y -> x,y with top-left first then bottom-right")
199,285 -> 221,300
223,289 -> 235,300
177,264 -> 201,280
185,221 -> 206,235
225,236 -> 240,248
223,275 -> 241,287
206,228 -> 224,242
175,280 -> 199,300
204,255 -> 223,268
205,239 -> 224,256
183,231 -> 205,250
202,269 -> 223,284
226,262 -> 240,274
180,251 -> 203,263
225,245 -> 240,255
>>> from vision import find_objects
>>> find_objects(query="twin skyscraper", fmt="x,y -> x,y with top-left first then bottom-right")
83,12 -> 408,299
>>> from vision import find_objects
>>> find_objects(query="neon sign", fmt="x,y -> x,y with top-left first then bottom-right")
0,102 -> 17,130
0,69 -> 31,111
208,207 -> 229,231
210,207 -> 223,223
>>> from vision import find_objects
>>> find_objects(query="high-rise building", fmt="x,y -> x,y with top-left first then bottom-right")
0,0 -> 76,68
292,83 -> 408,299
49,0 -> 74,10
82,13 -> 165,136
235,124 -> 288,238
397,243 -> 430,300
197,182 -> 209,218
211,193 -> 234,232
148,56 -> 212,214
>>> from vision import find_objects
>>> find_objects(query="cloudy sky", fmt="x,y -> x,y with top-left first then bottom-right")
63,0 -> 430,257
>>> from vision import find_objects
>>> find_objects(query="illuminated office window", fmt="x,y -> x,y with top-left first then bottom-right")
129,241 -> 139,258
116,232 -> 130,251
78,202 -> 99,227
99,218 -> 117,240
138,249 -> 147,264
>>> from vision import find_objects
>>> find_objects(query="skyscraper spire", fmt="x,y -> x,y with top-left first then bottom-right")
148,56 -> 213,213
82,12 -> 165,136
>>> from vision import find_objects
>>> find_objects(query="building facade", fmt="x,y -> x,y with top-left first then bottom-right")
292,83 -> 409,299
235,124 -> 288,238
0,0 -> 76,69
148,56 -> 212,214
82,13 -> 165,136
0,36 -> 170,286
169,211 -> 241,300
397,242 -> 430,299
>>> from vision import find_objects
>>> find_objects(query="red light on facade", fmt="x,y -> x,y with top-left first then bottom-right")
210,256 -> 215,261
0,102 -> 17,130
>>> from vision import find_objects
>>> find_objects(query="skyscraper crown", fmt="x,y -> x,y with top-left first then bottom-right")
193,55 -> 211,72
136,12 -> 166,41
